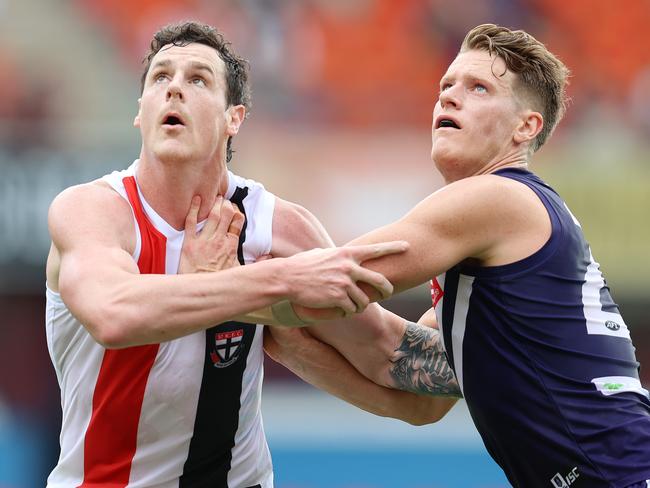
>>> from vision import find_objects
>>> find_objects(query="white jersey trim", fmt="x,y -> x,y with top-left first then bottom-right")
451,275 -> 474,396
591,376 -> 649,399
581,249 -> 629,339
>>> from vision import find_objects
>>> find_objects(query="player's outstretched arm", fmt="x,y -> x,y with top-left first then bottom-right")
48,183 -> 407,348
264,306 -> 458,424
264,326 -> 454,425
250,198 -> 457,421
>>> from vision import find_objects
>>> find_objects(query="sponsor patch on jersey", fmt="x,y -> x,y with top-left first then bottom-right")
592,375 -> 650,398
210,329 -> 244,368
431,278 -> 444,308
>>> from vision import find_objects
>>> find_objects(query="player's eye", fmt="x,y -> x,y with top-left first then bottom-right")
154,73 -> 169,83
191,77 -> 206,87
473,83 -> 487,93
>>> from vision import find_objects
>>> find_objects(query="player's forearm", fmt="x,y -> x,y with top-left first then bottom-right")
308,307 -> 460,400
388,321 -> 462,398
67,258 -> 291,348
265,327 -> 449,425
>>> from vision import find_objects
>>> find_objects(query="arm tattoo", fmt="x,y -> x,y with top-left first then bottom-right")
389,321 -> 462,398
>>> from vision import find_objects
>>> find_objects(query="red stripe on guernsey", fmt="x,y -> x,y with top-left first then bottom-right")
431,278 -> 444,308
78,176 -> 166,487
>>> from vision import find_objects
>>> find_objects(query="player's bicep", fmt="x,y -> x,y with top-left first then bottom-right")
346,183 -> 495,294
49,183 -> 139,328
344,214 -> 458,294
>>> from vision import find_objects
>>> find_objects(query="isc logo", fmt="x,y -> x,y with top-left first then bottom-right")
550,467 -> 580,487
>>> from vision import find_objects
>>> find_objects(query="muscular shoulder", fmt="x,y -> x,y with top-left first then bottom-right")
271,198 -> 334,257
461,173 -> 548,228
49,180 -> 136,255
450,173 -> 542,212
402,173 -> 549,263
441,173 -> 551,264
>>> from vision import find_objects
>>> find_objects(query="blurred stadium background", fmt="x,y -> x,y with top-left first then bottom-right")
1,0 -> 649,486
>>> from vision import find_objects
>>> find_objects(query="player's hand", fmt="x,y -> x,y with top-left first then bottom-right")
281,241 -> 408,317
178,195 -> 245,274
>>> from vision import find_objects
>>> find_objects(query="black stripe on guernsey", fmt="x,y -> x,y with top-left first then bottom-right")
441,269 -> 460,375
180,187 -> 256,488
231,186 -> 249,265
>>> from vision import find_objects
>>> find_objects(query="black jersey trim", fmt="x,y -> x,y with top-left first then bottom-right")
180,187 -> 258,488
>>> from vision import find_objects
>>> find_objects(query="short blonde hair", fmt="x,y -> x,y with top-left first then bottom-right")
462,24 -> 570,152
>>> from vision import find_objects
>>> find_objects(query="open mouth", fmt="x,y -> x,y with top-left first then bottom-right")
162,114 -> 185,127
437,118 -> 460,129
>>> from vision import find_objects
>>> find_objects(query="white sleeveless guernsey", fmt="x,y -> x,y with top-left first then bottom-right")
46,161 -> 275,488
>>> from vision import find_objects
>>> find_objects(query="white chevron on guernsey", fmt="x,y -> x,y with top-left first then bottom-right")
581,249 -> 630,339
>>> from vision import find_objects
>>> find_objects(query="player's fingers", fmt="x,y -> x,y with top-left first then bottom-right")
346,284 -> 371,313
215,200 -> 236,235
351,267 -> 394,300
348,241 -> 409,262
202,195 -> 223,237
184,195 -> 201,236
336,295 -> 358,316
227,208 -> 245,238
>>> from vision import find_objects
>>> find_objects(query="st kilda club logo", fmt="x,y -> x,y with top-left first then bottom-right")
210,328 -> 244,368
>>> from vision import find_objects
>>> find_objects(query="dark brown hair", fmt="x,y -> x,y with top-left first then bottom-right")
462,24 -> 570,152
141,21 -> 251,162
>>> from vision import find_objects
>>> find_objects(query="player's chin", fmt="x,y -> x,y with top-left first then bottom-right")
430,141 -> 456,165
154,143 -> 194,163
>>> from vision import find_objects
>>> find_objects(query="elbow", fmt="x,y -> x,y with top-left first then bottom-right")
404,411 -> 445,426
403,398 -> 457,426
376,397 -> 446,426
91,326 -> 129,350
86,302 -> 142,349
59,275 -> 148,349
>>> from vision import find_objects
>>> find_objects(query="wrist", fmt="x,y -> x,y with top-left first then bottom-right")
271,300 -> 310,327
262,257 -> 293,300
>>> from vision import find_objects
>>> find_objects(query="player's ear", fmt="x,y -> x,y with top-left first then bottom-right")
134,98 -> 142,128
225,105 -> 246,136
514,110 -> 543,146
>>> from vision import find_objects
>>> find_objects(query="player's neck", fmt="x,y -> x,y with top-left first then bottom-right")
452,148 -> 530,183
136,155 -> 229,231
478,156 -> 529,178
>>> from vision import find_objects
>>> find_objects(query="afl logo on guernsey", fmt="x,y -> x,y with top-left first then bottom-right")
431,278 -> 444,308
605,320 -> 620,331
210,329 -> 244,368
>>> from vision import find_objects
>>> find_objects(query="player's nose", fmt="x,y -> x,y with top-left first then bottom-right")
439,83 -> 461,109
166,75 -> 184,101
